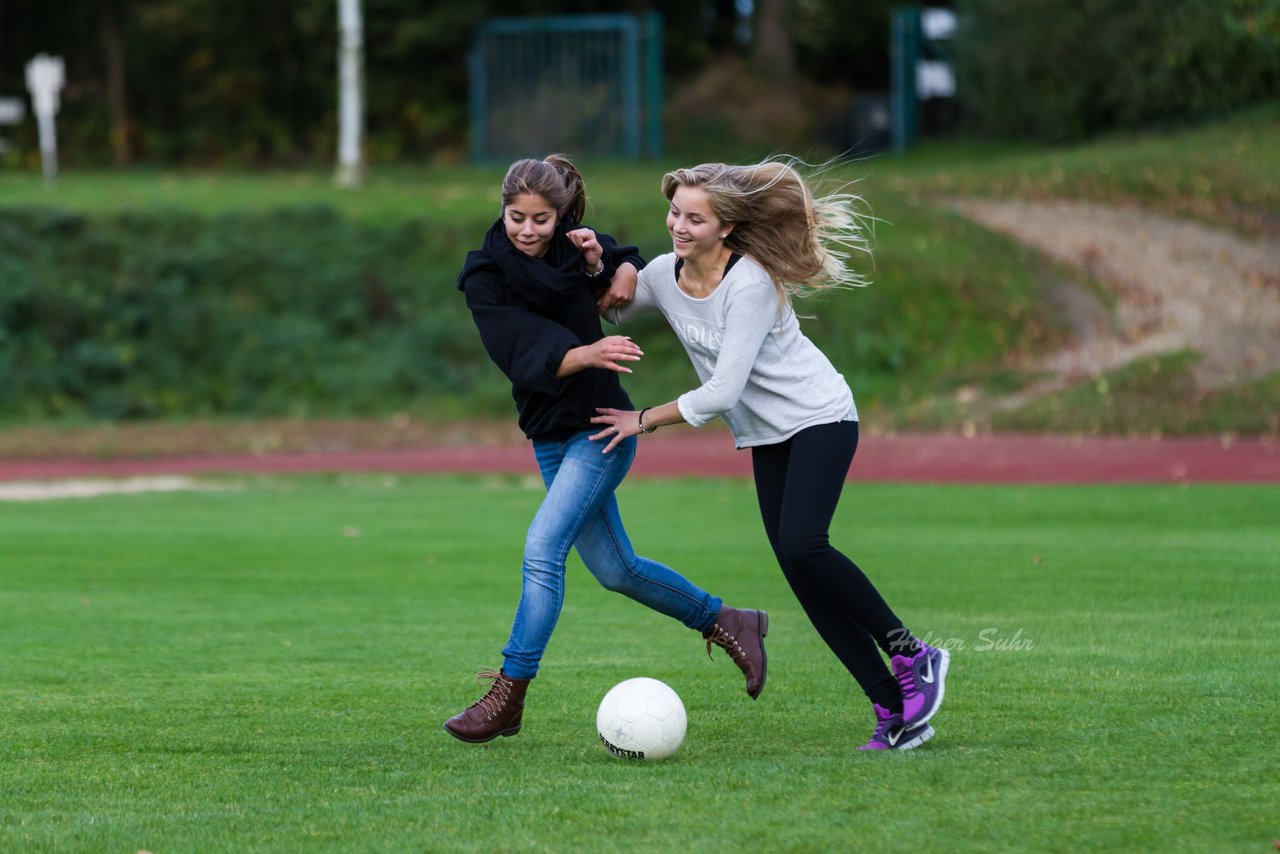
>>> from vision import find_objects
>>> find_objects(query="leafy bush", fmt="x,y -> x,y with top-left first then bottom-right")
0,187 -> 1073,426
0,208 -> 489,418
952,0 -> 1280,141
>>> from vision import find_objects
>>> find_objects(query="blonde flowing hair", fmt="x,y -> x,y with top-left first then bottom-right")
661,157 -> 872,304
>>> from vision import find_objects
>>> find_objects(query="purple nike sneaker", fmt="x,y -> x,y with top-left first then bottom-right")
857,703 -> 934,751
891,643 -> 950,729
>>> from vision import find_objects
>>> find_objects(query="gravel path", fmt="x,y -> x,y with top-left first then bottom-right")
947,199 -> 1280,396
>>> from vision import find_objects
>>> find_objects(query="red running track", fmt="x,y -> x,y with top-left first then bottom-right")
0,431 -> 1276,484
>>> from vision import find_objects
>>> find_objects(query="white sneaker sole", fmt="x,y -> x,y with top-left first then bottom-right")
911,648 -> 951,727
896,725 -> 935,750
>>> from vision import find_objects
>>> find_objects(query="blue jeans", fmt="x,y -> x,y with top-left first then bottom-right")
501,430 -> 722,679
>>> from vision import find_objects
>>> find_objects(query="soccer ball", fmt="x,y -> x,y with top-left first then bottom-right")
596,677 -> 686,761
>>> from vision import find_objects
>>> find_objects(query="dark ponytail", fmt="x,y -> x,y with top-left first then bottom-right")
501,153 -> 587,224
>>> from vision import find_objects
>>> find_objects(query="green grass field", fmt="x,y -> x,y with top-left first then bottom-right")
2,474 -> 1276,851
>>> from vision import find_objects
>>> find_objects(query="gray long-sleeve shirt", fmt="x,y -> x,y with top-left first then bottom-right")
607,253 -> 856,449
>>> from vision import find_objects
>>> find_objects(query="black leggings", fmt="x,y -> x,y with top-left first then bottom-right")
751,420 -> 906,709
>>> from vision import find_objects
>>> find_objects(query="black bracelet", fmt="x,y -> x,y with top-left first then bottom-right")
637,407 -> 656,434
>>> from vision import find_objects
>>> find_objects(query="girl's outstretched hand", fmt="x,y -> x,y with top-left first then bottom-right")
585,336 -> 644,373
590,407 -> 643,454
555,336 -> 642,379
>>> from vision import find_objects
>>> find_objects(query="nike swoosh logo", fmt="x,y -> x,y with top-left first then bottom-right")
920,656 -> 935,684
887,727 -> 903,747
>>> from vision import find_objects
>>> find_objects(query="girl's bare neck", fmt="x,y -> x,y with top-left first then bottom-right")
679,248 -> 734,297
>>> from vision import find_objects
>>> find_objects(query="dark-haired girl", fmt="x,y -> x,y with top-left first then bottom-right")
443,155 -> 767,745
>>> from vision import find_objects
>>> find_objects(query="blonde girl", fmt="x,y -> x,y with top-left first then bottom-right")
591,159 -> 950,750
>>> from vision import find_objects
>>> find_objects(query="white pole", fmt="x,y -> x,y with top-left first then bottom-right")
335,0 -> 364,188
25,53 -> 65,187
36,112 -> 57,183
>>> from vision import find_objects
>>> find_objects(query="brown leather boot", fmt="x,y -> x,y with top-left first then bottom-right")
704,606 -> 769,699
443,669 -> 530,743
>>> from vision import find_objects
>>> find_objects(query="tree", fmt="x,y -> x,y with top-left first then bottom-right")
98,0 -> 130,165
752,0 -> 796,81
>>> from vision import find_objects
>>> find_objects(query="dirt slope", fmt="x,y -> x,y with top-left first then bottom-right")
947,198 -> 1280,405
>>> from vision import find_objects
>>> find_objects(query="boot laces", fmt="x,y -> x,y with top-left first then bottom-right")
706,624 -> 747,666
470,669 -> 512,721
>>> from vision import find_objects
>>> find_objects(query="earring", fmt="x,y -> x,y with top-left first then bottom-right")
720,233 -> 728,239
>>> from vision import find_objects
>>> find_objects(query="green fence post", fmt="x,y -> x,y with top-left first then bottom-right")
643,12 -> 664,159
890,6 -> 921,156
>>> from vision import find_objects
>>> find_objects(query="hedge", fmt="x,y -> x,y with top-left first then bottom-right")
0,207 -> 492,419
952,0 -> 1280,141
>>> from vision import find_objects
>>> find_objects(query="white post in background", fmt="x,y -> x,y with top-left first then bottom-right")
335,0 -> 364,188
25,53 -> 64,186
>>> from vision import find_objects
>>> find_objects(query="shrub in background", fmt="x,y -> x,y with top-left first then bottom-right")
0,205 -> 704,422
952,0 -> 1280,141
0,208 -> 491,419
0,179 -> 1088,430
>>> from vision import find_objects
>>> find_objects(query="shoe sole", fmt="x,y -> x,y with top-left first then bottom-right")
908,648 -> 950,728
442,722 -> 522,744
857,724 -> 935,751
896,725 -> 934,750
752,610 -> 769,700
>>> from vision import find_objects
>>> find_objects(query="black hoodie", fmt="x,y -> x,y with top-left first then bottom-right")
457,219 -> 645,441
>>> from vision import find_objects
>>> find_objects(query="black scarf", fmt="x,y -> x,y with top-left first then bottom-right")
479,217 -> 590,309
